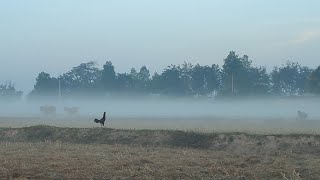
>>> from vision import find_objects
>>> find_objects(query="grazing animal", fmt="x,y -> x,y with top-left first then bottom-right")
40,105 -> 56,116
297,110 -> 308,120
64,106 -> 79,115
94,112 -> 106,127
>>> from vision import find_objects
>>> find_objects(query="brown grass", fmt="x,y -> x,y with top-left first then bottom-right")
0,126 -> 320,179
1,115 -> 320,135
1,142 -> 320,180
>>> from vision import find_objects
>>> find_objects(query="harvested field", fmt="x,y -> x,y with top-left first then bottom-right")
0,125 -> 320,179
1,116 -> 320,135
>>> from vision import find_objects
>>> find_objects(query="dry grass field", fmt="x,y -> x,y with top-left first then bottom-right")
1,116 -> 320,134
1,142 -> 319,180
0,124 -> 320,179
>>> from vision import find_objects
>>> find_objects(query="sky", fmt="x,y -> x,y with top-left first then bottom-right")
1,0 -> 320,93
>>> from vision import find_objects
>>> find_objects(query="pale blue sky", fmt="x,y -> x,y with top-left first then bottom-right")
1,0 -> 320,92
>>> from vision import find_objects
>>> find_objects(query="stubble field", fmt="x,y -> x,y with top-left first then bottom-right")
0,117 -> 320,179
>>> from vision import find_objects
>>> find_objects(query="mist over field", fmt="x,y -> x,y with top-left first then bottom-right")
2,1 -> 320,179
1,96 -> 319,120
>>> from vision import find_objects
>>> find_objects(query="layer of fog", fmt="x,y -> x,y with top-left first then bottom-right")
1,97 -> 319,120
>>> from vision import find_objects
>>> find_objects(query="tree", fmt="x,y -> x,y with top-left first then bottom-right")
271,61 -> 312,95
205,64 -> 222,95
59,61 -> 100,94
249,66 -> 271,95
221,52 -> 253,96
138,66 -> 150,82
31,72 -> 58,96
155,65 -> 185,95
117,73 -> 134,92
129,68 -> 138,80
179,62 -> 193,95
150,72 -> 161,94
126,68 -> 139,92
0,81 -> 23,102
221,51 -> 271,96
101,61 -> 117,91
137,66 -> 150,93
297,66 -> 314,94
306,66 -> 320,94
191,64 -> 221,96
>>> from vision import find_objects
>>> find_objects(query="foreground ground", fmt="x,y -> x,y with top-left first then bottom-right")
0,126 -> 320,179
2,116 -> 320,134
1,142 -> 319,179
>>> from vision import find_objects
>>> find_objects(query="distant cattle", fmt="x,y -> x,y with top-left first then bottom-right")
297,110 -> 308,120
64,106 -> 79,115
40,105 -> 56,116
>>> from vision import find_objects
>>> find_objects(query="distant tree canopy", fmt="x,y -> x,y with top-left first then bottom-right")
0,81 -> 23,102
271,62 -> 313,96
59,61 -> 100,95
221,52 -> 270,96
28,51 -> 319,99
190,64 -> 221,96
306,66 -> 320,94
101,61 -> 117,91
29,72 -> 58,96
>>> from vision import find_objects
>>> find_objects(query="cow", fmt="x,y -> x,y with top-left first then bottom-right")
40,105 -> 56,116
64,106 -> 79,116
297,110 -> 308,121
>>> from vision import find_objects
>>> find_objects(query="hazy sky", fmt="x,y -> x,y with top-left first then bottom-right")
1,0 -> 320,92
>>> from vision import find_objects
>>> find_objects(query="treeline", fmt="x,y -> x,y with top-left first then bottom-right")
2,51 -> 320,102
0,81 -> 23,102
28,51 -> 320,99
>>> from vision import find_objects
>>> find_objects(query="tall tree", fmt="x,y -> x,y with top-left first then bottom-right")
221,52 -> 252,96
117,73 -> 134,92
249,66 -> 271,95
156,65 -> 184,95
297,66 -> 314,94
101,61 -> 117,91
271,61 -> 312,95
31,72 -> 58,96
191,64 -> 207,95
137,66 -> 150,93
179,62 -> 193,95
150,72 -> 161,94
306,66 -> 320,94
127,68 -> 139,92
190,64 -> 221,96
59,61 -> 100,94
205,64 -> 222,95
221,51 -> 271,96
138,66 -> 150,82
